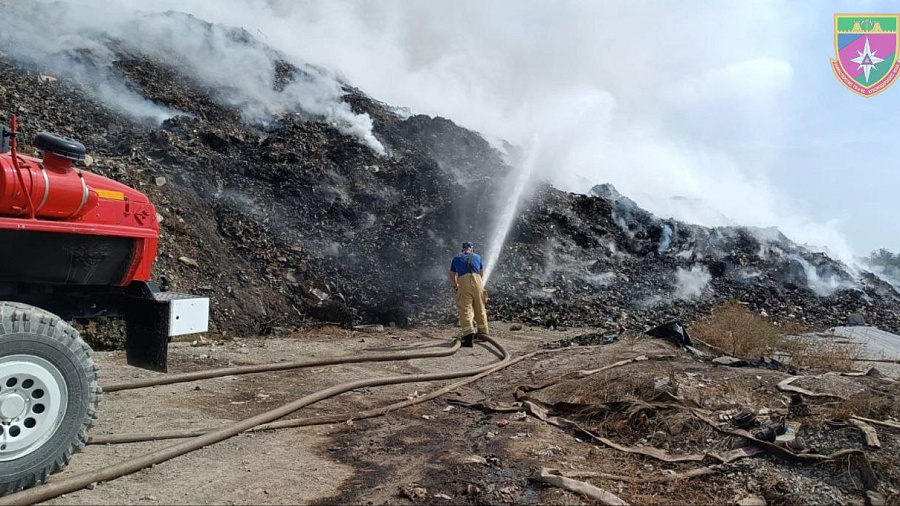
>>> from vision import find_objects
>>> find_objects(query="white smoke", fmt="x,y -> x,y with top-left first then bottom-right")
789,255 -> 854,297
1,1 -> 879,263
674,265 -> 712,300
658,224 -> 674,256
0,0 -> 385,154
101,0 -> 863,263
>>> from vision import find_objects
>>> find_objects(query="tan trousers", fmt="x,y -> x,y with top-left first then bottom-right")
457,273 -> 488,336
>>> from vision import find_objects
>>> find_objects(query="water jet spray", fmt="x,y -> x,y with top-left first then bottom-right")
483,139 -> 540,286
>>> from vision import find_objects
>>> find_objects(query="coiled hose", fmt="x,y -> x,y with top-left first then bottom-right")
0,336 -> 509,505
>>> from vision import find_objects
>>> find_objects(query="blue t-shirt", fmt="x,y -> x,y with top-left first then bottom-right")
450,252 -> 484,276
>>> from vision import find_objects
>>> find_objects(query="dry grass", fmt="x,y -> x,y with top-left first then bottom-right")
779,335 -> 866,372
693,301 -> 863,371
827,385 -> 900,420
692,301 -> 785,358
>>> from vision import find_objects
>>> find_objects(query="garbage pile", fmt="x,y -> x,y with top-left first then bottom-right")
2,9 -> 899,339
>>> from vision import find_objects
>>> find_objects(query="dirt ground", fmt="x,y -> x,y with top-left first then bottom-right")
38,323 -> 900,505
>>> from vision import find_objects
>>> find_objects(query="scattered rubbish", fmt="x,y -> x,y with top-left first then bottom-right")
421,415 -> 434,420
537,468 -> 629,505
442,406 -> 454,412
775,421 -> 805,451
684,345 -> 706,357
310,288 -> 329,302
520,355 -> 650,392
496,419 -> 510,427
37,73 -> 57,83
497,485 -> 519,500
352,324 -> 384,333
432,493 -> 452,500
545,331 -> 619,348
709,446 -> 765,464
848,418 -> 881,448
789,394 -> 810,417
448,399 -> 523,412
638,377 -> 675,399
532,445 -> 562,458
842,367 -> 887,379
485,431 -> 497,439
522,399 -> 706,463
461,455 -> 487,465
867,491 -> 887,506
564,466 -> 717,483
711,356 -> 787,371
736,496 -> 767,506
646,319 -> 693,348
690,409 -> 862,462
731,406 -> 757,429
511,411 -> 527,421
855,453 -> 880,492
178,256 -> 199,267
154,176 -> 167,187
851,415 -> 900,430
399,485 -> 428,502
777,376 -> 848,400
847,313 -> 866,326
466,484 -> 481,495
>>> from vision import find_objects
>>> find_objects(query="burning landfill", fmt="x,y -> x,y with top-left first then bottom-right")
2,1 -> 900,504
2,3 -> 898,340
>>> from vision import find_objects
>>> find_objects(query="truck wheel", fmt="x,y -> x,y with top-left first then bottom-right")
0,302 -> 101,495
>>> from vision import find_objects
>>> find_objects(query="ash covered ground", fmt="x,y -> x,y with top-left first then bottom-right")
1,6 -> 899,341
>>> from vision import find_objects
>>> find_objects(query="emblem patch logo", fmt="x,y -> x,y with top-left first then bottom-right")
830,14 -> 900,97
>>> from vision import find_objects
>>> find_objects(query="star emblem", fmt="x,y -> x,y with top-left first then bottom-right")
850,37 -> 884,83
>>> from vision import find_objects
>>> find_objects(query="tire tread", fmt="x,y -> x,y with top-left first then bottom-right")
0,302 -> 101,496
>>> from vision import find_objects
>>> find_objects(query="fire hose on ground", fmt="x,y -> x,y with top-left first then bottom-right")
0,336 -> 512,505
101,339 -> 465,392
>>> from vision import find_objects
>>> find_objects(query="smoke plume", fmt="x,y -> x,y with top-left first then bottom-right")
2,1 -> 874,266
674,265 -> 712,300
0,0 -> 385,154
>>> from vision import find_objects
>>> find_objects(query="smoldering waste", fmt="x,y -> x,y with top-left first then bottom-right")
1,8 -> 898,343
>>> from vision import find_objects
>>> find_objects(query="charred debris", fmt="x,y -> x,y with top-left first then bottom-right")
1,15 -> 898,340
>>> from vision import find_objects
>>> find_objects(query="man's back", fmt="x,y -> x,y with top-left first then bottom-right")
451,252 -> 483,275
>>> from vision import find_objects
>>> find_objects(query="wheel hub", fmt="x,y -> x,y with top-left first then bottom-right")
0,393 -> 26,419
0,355 -> 68,461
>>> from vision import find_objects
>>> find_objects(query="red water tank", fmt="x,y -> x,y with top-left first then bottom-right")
0,134 -> 100,218
0,129 -> 160,285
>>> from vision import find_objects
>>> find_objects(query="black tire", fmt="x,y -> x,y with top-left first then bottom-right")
0,302 -> 101,495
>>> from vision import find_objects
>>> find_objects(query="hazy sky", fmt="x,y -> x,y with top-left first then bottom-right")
70,0 -> 900,259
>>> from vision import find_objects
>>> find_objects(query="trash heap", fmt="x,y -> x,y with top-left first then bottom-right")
1,9 -> 899,340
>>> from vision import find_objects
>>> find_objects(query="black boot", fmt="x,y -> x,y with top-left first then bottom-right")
462,334 -> 475,348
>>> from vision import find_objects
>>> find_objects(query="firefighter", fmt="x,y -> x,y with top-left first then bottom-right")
449,241 -> 488,347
